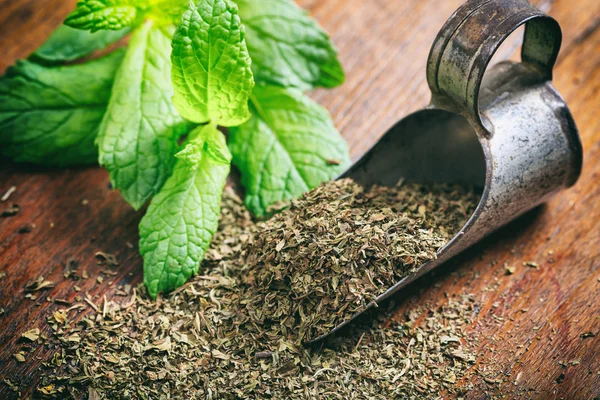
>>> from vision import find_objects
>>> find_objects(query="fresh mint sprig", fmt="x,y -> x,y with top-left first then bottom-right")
0,0 -> 350,298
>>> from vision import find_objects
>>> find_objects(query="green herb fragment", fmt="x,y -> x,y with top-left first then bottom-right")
97,22 -> 188,210
229,85 -> 350,216
171,0 -> 254,125
139,124 -> 231,299
0,50 -> 125,166
32,24 -> 130,63
235,0 -> 345,89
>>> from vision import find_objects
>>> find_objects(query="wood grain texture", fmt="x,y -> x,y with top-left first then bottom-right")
0,0 -> 598,398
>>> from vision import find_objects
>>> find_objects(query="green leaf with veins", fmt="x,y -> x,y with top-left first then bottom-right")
0,49 -> 125,166
32,24 -> 130,63
229,85 -> 350,217
234,0 -> 344,89
171,0 -> 254,126
140,124 -> 231,298
65,0 -> 187,31
65,0 -> 143,32
97,22 -> 189,210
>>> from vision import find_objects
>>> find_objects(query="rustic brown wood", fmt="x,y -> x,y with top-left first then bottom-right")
0,0 -> 598,398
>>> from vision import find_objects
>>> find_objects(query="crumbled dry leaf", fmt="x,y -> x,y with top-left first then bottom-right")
54,310 -> 67,325
523,261 -> 539,269
37,384 -> 58,395
95,251 -> 118,266
21,328 -> 40,341
24,276 -> 55,292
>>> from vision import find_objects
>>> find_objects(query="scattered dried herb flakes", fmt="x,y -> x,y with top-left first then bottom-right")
30,183 -> 479,398
2,378 -> 20,393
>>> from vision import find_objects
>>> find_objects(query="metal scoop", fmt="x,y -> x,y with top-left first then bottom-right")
308,0 -> 582,344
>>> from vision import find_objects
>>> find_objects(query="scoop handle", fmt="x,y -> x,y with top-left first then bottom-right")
426,0 -> 561,128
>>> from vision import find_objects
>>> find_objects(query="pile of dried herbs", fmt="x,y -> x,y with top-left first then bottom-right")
241,178 -> 479,342
25,179 -> 480,398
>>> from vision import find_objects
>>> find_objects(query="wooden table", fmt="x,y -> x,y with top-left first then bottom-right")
1,0 -> 598,398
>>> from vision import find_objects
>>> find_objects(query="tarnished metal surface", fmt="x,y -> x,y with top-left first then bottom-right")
427,0 -> 562,130
310,0 -> 583,344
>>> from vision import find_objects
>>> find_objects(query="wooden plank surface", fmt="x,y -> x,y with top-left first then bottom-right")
0,0 -> 599,398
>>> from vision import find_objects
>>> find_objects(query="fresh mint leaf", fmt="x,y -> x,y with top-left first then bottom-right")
0,49 -> 125,166
171,0 -> 254,126
234,0 -> 344,89
229,85 -> 350,217
65,0 -> 187,32
140,124 -> 231,298
32,24 -> 129,63
97,22 -> 188,210
65,0 -> 142,32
